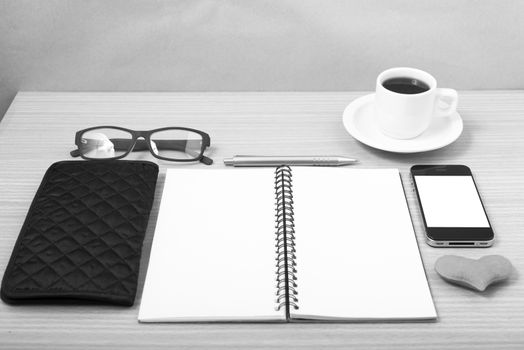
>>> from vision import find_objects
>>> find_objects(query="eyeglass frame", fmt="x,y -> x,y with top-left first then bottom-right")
70,126 -> 213,165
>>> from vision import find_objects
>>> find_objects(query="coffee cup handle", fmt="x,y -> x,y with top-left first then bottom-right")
434,88 -> 458,117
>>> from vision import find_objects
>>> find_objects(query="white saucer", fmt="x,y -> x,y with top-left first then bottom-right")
342,93 -> 463,153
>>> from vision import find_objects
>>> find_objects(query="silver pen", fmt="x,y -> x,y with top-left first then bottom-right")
223,156 -> 358,167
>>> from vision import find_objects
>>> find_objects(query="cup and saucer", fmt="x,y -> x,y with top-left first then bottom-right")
343,67 -> 463,153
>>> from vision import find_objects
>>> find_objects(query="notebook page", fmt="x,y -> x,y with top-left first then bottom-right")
291,168 -> 436,321
139,169 -> 284,322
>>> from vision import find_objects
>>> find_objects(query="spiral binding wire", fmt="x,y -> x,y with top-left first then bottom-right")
274,166 -> 299,313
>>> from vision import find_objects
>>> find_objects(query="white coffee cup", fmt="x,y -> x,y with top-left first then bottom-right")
375,67 -> 458,139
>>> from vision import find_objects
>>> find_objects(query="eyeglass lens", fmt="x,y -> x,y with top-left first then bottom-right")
149,129 -> 203,160
80,128 -> 133,159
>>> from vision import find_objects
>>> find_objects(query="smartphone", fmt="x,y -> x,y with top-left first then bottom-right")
411,165 -> 494,247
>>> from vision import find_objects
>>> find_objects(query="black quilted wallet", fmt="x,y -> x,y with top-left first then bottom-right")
1,160 -> 158,306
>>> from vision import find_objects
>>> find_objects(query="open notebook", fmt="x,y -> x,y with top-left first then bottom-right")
138,167 -> 436,322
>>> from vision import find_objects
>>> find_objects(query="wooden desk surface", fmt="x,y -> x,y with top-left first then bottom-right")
0,91 -> 523,349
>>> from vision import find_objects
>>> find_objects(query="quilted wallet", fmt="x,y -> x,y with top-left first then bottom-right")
1,160 -> 159,306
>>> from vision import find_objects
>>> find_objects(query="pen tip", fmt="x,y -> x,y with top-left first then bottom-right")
338,157 -> 358,165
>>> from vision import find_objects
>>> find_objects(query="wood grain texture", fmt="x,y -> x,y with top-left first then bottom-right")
0,91 -> 523,349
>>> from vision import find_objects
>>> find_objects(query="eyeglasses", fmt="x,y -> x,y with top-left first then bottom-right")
70,126 -> 213,165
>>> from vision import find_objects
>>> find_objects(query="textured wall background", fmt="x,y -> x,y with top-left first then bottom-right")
1,0 -> 523,117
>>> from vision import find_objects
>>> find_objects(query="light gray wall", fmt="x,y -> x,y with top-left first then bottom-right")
1,0 -> 524,117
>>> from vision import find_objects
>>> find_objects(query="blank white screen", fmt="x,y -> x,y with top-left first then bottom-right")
414,175 -> 490,228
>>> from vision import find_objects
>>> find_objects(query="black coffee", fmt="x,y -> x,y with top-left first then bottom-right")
382,77 -> 430,94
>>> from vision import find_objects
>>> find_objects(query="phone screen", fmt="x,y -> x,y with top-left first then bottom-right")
413,175 -> 490,228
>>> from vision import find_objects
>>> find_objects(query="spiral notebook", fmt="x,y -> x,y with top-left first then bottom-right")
138,167 -> 436,322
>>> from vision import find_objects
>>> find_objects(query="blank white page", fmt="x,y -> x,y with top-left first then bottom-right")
139,169 -> 284,322
291,168 -> 436,321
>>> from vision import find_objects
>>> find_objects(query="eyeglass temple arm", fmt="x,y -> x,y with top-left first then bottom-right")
70,138 -> 213,165
70,149 -> 81,157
